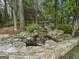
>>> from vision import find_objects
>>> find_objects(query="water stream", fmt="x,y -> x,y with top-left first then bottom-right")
0,44 -> 17,53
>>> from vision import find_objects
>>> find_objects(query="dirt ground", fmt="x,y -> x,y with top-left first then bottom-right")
0,27 -> 20,35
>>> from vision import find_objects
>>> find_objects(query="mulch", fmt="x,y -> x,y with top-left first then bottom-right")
0,27 -> 20,35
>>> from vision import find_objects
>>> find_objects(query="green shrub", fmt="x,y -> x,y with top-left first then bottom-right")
48,23 -> 55,30
57,24 -> 73,34
27,23 -> 40,33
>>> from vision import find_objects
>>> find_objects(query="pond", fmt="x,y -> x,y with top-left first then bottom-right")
59,44 -> 79,59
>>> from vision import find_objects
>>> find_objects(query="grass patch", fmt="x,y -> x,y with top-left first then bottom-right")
59,44 -> 79,59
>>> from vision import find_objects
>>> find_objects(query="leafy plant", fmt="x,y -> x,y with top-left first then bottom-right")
57,24 -> 73,34
26,23 -> 40,33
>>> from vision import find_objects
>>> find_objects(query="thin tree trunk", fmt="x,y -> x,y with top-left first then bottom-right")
4,0 -> 7,20
72,19 -> 78,36
11,0 -> 17,31
54,0 -> 58,28
13,9 -> 17,31
72,0 -> 78,37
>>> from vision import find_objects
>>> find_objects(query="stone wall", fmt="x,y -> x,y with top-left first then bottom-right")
0,34 -> 79,59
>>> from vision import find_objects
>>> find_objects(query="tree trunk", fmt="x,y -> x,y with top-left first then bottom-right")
11,0 -> 17,31
4,0 -> 7,20
13,9 -> 17,31
18,0 -> 25,32
72,0 -> 78,37
72,19 -> 78,37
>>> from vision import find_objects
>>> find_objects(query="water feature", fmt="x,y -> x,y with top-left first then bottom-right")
0,44 -> 17,53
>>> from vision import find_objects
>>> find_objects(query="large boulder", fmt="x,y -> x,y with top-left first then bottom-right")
45,40 -> 58,48
17,32 -> 29,37
13,42 -> 27,53
47,29 -> 64,42
64,34 -> 72,40
23,30 -> 48,46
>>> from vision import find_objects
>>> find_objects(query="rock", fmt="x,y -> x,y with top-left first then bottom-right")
0,34 -> 22,44
18,46 -> 27,53
9,38 -> 21,43
47,29 -> 64,36
18,32 -> 29,37
31,32 -> 38,37
14,38 -> 21,42
45,40 -> 57,46
13,42 -> 26,48
64,34 -> 72,40
26,46 -> 45,54
45,40 -> 57,48
27,35 -> 32,40
37,29 -> 48,44
24,30 -> 48,46
75,29 -> 79,37
47,29 -> 64,42
25,35 -> 37,46
0,34 -> 10,42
